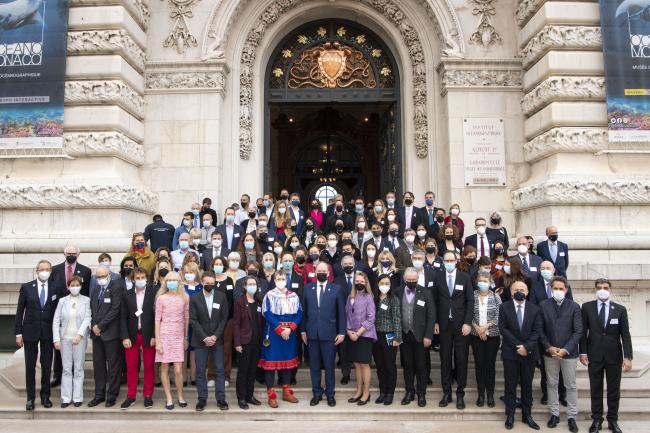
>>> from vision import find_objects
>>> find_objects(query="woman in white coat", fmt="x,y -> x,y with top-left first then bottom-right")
52,276 -> 91,407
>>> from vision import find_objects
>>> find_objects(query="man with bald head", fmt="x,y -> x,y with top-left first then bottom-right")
49,245 -> 92,387
499,281 -> 543,430
537,226 -> 569,277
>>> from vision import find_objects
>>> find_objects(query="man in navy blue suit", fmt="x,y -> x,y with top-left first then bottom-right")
300,262 -> 346,407
536,226 -> 569,277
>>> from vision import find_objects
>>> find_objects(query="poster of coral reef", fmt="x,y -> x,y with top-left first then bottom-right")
0,0 -> 69,148
600,0 -> 650,142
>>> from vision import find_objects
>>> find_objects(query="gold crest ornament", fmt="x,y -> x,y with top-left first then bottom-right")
317,42 -> 348,88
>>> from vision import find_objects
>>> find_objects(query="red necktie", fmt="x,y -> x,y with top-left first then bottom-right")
480,237 -> 485,257
66,265 -> 73,284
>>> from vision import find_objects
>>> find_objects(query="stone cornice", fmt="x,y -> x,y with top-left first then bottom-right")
69,0 -> 150,30
0,184 -> 157,213
511,179 -> 650,210
521,25 -> 601,69
522,76 -> 605,116
64,131 -> 145,165
67,30 -> 147,73
65,80 -> 145,120
523,127 -> 608,162
516,0 -> 545,28
437,58 -> 522,95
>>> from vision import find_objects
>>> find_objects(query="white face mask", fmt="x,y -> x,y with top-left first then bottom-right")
378,285 -> 390,294
597,289 -> 610,301
451,208 -> 460,217
412,259 -> 424,269
387,215 -> 396,222
290,242 -> 299,249
229,260 -> 240,269
503,265 -> 511,275
100,261 -> 111,267
552,290 -> 565,302
212,239 -> 222,248
405,235 -> 415,244
357,222 -> 366,229
274,247 -> 283,256
366,249 -> 376,258
192,238 -> 201,246
517,244 -> 529,255
68,285 -> 81,296
38,271 -> 51,281
327,240 -> 337,248
477,226 -> 486,236
97,277 -> 109,287
278,207 -> 286,214
417,230 -> 426,238
275,280 -> 287,289
184,273 -> 195,282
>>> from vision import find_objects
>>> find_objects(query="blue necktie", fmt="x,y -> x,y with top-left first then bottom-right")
428,209 -> 433,225
599,302 -> 607,328
522,256 -> 529,273
98,285 -> 106,305
39,284 -> 46,308
517,304 -> 524,330
550,243 -> 557,262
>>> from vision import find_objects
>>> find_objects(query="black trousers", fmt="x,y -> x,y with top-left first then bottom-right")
470,335 -> 500,397
538,342 -> 566,397
588,358 -> 622,423
373,333 -> 397,395
503,357 -> 535,417
400,331 -> 427,395
236,343 -> 260,400
92,338 -> 123,400
338,338 -> 352,377
265,369 -> 291,389
24,339 -> 53,401
439,323 -> 469,395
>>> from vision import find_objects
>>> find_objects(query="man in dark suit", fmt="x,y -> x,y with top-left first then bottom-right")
395,267 -> 435,407
499,280 -> 542,430
363,222 -> 392,254
49,245 -> 92,388
200,231 -> 230,271
300,262 -> 346,407
385,222 -> 406,253
418,190 -> 437,232
215,207 -> 244,251
464,217 -> 493,260
433,251 -> 474,410
510,236 -> 543,281
397,191 -> 420,231
288,192 -> 306,236
580,278 -> 632,433
536,226 -> 569,277
190,271 -> 230,411
88,265 -> 125,407
15,260 -> 63,410
120,267 -> 156,409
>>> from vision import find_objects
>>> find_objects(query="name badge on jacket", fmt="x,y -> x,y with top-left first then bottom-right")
416,300 -> 425,307
454,285 -> 464,291
213,303 -> 221,310
610,318 -> 619,325
559,252 -> 566,257
103,298 -> 111,303
51,294 -> 57,301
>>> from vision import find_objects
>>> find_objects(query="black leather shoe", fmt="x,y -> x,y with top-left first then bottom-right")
358,395 -> 371,406
476,395 -> 484,407
417,394 -> 427,407
548,415 -> 560,428
568,418 -> 579,433
505,415 -> 514,430
246,396 -> 262,406
401,391 -> 414,405
589,420 -> 603,433
105,399 -> 116,408
327,396 -> 336,407
340,375 -> 350,385
238,400 -> 249,410
120,398 -> 135,410
523,415 -> 541,430
438,393 -> 452,407
217,400 -> 229,410
178,400 -> 188,408
26,400 -> 34,411
375,393 -> 385,404
310,395 -> 322,406
144,397 -> 153,409
61,402 -> 69,408
487,394 -> 495,407
607,422 -> 622,433
383,394 -> 394,405
50,379 -> 61,388
73,402 -> 82,407
195,400 -> 205,411
456,395 -> 465,410
348,395 -> 361,403
87,397 -> 105,407
41,397 -> 52,408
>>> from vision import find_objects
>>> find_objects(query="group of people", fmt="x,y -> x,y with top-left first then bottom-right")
14,190 -> 633,433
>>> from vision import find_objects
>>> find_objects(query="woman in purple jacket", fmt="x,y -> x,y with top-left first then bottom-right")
345,271 -> 377,405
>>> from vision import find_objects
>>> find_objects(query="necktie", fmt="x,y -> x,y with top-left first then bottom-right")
98,285 -> 107,305
546,283 -> 552,299
447,275 -> 454,318
599,302 -> 607,328
480,237 -> 485,257
318,285 -> 324,307
66,265 -> 73,284
522,256 -> 529,273
550,243 -> 557,262
428,209 -> 433,225
517,304 -> 524,330
39,283 -> 46,308
347,276 -> 352,290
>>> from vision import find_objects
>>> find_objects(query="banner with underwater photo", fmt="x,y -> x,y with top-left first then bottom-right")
600,0 -> 650,141
0,0 -> 69,149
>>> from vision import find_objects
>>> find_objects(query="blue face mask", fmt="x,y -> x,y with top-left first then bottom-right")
244,241 -> 255,249
374,205 -> 383,213
167,280 -> 179,291
246,285 -> 257,296
444,263 -> 456,273
477,281 -> 490,292
282,261 -> 293,271
425,198 -> 434,206
179,240 -> 189,249
263,261 -> 274,270
540,269 -> 554,281
213,265 -> 224,274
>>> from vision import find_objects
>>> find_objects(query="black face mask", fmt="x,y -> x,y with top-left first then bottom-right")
389,230 -> 398,237
310,253 -> 320,262
281,195 -> 289,201
241,202 -> 248,209
248,211 -> 256,219
343,265 -> 354,274
404,198 -> 413,206
316,273 -> 328,283
305,224 -> 314,230
495,248 -> 504,255
159,268 -> 169,278
548,234 -> 558,242
372,230 -> 382,238
465,257 -> 476,265
335,205 -> 343,212
425,246 -> 436,254
257,205 -> 265,212
295,256 -> 306,264
513,291 -> 526,301
248,269 -> 258,276
445,234 -> 453,241
436,216 -> 444,223
203,284 -> 215,293
65,255 -> 77,264
316,244 -> 326,250
258,233 -> 268,240
354,283 -> 366,291
121,268 -> 133,278
405,281 -> 418,290
311,203 -> 320,210
491,218 -> 500,225
335,225 -> 344,232
341,251 -> 351,257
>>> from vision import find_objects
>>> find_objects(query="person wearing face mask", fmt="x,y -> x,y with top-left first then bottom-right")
393,228 -> 417,271
397,191 -> 421,231
425,207 -> 446,240
464,217 -> 492,260
423,239 -> 444,273
300,262 -> 346,407
90,253 -> 120,289
418,191 -> 438,237
413,224 -> 429,250
172,212 -> 195,250
284,234 -> 301,254
384,191 -> 397,210
260,252 -> 277,287
127,232 -> 156,275
189,271 -> 229,411
433,252 -> 473,410
362,242 -> 379,271
171,232 -> 198,271
188,202 -> 202,229
200,232 -> 230,271
286,192 -> 305,235
237,233 -> 262,268
241,205 -> 259,234
459,245 -> 478,277
470,274 -> 501,409
510,236 -> 543,281
444,203 -> 465,239
384,221 -> 406,253
538,277 -> 582,432
501,259 -> 531,303
300,216 -> 321,247
372,274 -> 402,405
259,272 -> 303,408
302,245 -> 333,285
332,254 -> 359,384
498,281 -> 543,430
216,207 -> 244,251
291,246 -> 308,281
536,226 -> 569,278
52,276 -> 91,408
119,268 -> 156,409
321,233 -> 342,265
486,211 -> 509,249
308,200 -> 324,230
363,221 -> 391,253
491,240 -> 507,277
144,214 -> 175,252
234,194 -> 251,225
88,266 -> 125,408
199,197 -> 218,226
254,224 -> 275,254
197,214 -> 216,251
437,223 -> 462,258
16,260 -> 64,410
153,258 -> 172,288
352,215 -> 372,251
580,279 -> 632,433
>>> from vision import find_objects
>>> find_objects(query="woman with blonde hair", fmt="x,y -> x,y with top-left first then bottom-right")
376,250 -> 401,288
127,232 -> 156,275
261,252 -> 277,287
155,272 -> 190,410
152,258 -> 171,288
272,200 -> 295,243
345,271 -> 376,405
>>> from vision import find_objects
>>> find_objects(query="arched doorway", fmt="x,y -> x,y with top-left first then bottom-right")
264,19 -> 402,203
